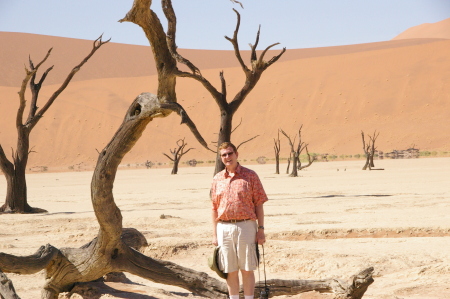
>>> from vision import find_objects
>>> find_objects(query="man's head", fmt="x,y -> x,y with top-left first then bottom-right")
218,142 -> 238,170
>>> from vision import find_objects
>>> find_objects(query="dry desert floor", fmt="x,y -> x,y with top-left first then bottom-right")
1,157 -> 450,299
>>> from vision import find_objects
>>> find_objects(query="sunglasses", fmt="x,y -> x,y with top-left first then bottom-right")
221,151 -> 235,158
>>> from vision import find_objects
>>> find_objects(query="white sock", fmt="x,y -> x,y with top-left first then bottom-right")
244,296 -> 254,299
229,295 -> 239,299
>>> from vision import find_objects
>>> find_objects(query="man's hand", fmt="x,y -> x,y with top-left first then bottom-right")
256,230 -> 265,245
212,236 -> 218,246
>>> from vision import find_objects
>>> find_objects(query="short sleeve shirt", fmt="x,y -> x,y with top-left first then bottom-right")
211,164 -> 268,221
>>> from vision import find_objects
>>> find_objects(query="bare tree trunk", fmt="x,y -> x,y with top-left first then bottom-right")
2,163 -> 29,213
361,131 -> 371,170
275,155 -> 280,174
0,116 -> 32,213
286,154 -> 291,174
172,159 -> 180,174
297,155 -> 302,170
290,153 -> 299,177
274,131 -> 281,174
214,110 -> 233,174
369,133 -> 378,168
362,155 -> 371,170
369,154 -> 375,168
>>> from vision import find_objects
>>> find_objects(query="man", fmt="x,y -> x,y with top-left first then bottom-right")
211,142 -> 268,299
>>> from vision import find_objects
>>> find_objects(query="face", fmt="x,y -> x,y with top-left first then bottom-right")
220,146 -> 238,169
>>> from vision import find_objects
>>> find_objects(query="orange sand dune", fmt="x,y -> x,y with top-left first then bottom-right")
0,31 -> 445,87
393,17 -> 450,40
1,26 -> 449,171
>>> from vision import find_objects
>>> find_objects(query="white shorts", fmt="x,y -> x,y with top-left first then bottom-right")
217,220 -> 259,273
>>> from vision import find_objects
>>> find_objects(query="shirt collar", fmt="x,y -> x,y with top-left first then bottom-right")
224,163 -> 241,178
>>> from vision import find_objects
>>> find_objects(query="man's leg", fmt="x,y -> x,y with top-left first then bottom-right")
241,269 -> 255,297
226,270 -> 240,297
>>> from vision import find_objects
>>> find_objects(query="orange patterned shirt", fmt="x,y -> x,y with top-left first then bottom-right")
211,164 -> 268,221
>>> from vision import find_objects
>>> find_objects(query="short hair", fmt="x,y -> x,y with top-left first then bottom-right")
218,142 -> 237,153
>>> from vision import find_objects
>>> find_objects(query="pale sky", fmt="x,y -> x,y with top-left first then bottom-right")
1,0 -> 449,50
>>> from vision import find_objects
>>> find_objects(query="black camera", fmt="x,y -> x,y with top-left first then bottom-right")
260,287 -> 269,299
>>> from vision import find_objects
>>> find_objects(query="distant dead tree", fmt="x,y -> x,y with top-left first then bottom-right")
281,125 -> 315,177
0,2 -> 374,299
187,159 -> 198,167
145,160 -> 154,169
163,138 -> 193,174
274,130 -> 281,174
361,130 -> 383,170
0,36 -> 108,214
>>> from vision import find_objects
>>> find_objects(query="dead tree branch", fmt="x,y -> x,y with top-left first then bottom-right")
236,135 -> 259,150
29,36 -> 110,130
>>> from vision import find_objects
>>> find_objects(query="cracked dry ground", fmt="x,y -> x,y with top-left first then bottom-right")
1,157 -> 449,298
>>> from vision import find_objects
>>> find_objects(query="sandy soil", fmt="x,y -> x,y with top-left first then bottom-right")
1,157 -> 449,298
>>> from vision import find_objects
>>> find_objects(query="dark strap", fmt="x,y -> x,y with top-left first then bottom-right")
257,244 -> 269,297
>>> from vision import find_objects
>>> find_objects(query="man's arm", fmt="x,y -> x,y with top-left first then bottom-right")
210,179 -> 219,246
255,204 -> 265,245
212,209 -> 219,246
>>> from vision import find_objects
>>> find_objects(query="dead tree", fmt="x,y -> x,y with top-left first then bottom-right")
119,0 -> 286,175
361,130 -> 381,170
281,125 -> 314,177
274,130 -> 281,174
163,138 -> 194,174
0,36 -> 108,213
0,2 -> 374,298
281,126 -> 315,176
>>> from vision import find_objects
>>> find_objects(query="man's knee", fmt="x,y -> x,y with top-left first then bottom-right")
240,269 -> 254,277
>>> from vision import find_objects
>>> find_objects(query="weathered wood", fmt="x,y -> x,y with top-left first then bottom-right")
252,267 -> 374,298
0,272 -> 21,299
